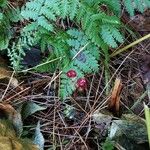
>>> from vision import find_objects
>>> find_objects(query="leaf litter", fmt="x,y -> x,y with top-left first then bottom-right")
0,7 -> 150,150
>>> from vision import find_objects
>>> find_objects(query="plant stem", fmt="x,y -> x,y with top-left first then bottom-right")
144,103 -> 150,147
111,33 -> 150,57
131,91 -> 147,111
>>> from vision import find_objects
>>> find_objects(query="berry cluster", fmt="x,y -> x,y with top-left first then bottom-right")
66,70 -> 77,78
66,70 -> 87,91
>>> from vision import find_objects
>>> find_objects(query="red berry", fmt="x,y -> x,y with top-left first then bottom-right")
76,78 -> 87,89
66,70 -> 77,78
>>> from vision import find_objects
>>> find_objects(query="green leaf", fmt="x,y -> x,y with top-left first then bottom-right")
102,138 -> 114,150
0,13 -> 3,20
69,0 -> 79,20
11,111 -> 23,137
60,0 -> 69,18
124,0 -> 150,16
144,103 -> 150,146
21,102 -> 47,120
0,0 -> 7,7
109,114 -> 148,149
6,7 -> 21,22
0,36 -> 9,50
33,121 -> 45,150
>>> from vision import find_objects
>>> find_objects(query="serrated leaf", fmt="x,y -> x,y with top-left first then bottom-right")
21,102 -> 47,120
33,121 -> 45,150
69,0 -> 79,20
101,28 -> 115,48
60,0 -> 69,18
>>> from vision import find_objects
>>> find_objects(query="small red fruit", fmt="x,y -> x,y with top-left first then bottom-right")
66,70 -> 77,78
76,78 -> 87,89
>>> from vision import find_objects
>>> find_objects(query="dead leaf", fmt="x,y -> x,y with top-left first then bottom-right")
0,103 -> 16,116
11,139 -> 24,150
109,77 -> 122,114
0,66 -> 11,79
0,136 -> 13,150
0,121 -> 39,150
0,103 -> 23,136
0,136 -> 39,150
0,66 -> 19,88
0,120 -> 16,138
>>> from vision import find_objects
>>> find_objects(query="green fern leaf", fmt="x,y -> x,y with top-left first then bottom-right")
21,10 -> 39,20
101,25 -> 124,48
37,16 -> 53,31
7,39 -> 25,70
99,0 -> 121,16
0,0 -> 7,7
67,29 -> 99,73
69,0 -> 79,20
124,0 -> 135,16
73,50 -> 99,73
40,7 -> 56,21
111,28 -> 124,44
45,0 -> 60,15
124,0 -> 150,16
0,13 -> 3,20
60,0 -> 69,18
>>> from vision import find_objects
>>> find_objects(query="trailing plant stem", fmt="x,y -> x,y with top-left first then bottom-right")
111,33 -> 150,57
144,103 -> 150,147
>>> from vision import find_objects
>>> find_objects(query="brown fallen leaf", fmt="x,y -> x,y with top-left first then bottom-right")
0,122 -> 38,150
0,66 -> 11,79
0,56 -> 19,88
0,103 -> 17,117
109,77 -> 122,114
0,103 -> 23,136
0,67 -> 19,88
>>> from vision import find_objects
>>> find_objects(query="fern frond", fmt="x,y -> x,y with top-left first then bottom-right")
72,50 -> 99,73
98,0 -> 121,16
69,0 -> 79,20
0,6 -> 20,50
76,2 -> 122,49
37,16 -> 54,32
35,54 -> 60,73
124,0 -> 150,16
44,0 -> 60,15
67,29 -> 99,73
0,33 -> 10,50
111,28 -> 124,44
60,0 -> 69,18
0,13 -> 3,20
21,0 -> 57,35
0,0 -> 7,7
124,0 -> 135,16
100,25 -> 124,48
7,39 -> 25,70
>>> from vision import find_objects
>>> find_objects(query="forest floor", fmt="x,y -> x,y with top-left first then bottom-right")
0,8 -> 150,150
